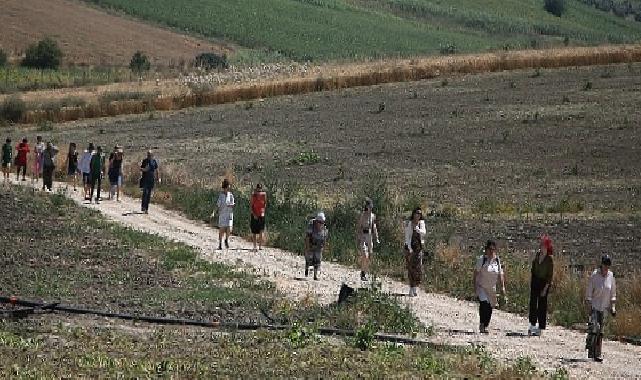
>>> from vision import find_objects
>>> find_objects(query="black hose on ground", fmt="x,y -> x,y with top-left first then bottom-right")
0,295 -> 440,347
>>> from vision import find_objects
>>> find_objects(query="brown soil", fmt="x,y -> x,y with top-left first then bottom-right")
0,0 -> 232,66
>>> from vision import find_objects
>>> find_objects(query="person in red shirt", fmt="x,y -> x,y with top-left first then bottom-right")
14,138 -> 30,181
249,183 -> 267,251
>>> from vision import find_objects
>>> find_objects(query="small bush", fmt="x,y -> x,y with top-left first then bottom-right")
194,52 -> 229,71
129,51 -> 151,75
439,43 -> 457,55
545,0 -> 566,17
22,38 -> 63,70
0,95 -> 26,123
98,91 -> 150,104
0,49 -> 7,67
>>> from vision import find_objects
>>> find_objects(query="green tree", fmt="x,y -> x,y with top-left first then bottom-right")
544,0 -> 566,17
22,38 -> 63,69
129,51 -> 151,75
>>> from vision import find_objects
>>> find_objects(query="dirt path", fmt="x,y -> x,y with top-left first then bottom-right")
12,181 -> 641,379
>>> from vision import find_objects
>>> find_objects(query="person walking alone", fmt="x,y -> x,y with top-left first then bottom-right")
15,138 -> 30,182
89,146 -> 105,203
473,240 -> 506,334
528,235 -> 554,336
140,150 -> 160,213
357,197 -> 380,282
585,255 -> 617,362
249,183 -> 266,251
215,179 -> 235,250
304,212 -> 328,281
404,207 -> 426,297
2,138 -> 12,184
41,142 -> 59,192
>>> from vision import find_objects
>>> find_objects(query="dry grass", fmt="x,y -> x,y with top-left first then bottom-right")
14,43 -> 641,124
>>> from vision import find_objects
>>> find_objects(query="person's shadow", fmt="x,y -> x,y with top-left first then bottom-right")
122,211 -> 147,216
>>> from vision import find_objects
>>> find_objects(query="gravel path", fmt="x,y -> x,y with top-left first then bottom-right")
19,182 -> 641,379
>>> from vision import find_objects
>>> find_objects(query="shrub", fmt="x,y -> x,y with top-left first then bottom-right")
129,51 -> 151,75
439,43 -> 458,55
22,38 -> 63,69
0,49 -> 7,67
194,52 -> 229,71
0,95 -> 26,123
545,0 -> 566,17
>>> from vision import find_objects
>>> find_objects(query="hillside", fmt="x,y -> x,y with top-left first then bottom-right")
0,0 -> 232,66
85,0 -> 641,60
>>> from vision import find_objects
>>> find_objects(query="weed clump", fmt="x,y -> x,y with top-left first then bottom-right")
0,95 -> 26,123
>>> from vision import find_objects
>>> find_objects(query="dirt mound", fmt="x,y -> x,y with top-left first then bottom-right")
0,0 -> 232,66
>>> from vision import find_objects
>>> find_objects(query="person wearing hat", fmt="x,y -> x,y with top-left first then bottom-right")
215,178 -> 235,250
585,255 -> 617,362
108,146 -> 124,201
356,197 -> 380,281
404,207 -> 426,297
473,240 -> 506,333
249,183 -> 267,251
528,235 -> 555,336
304,211 -> 329,281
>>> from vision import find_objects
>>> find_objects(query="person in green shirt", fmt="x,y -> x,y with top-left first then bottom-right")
1,138 -> 12,183
528,235 -> 555,336
89,146 -> 105,204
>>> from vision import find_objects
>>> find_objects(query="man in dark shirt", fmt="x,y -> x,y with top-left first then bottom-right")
140,150 -> 161,213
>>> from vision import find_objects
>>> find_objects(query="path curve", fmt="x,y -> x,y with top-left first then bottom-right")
19,182 -> 641,379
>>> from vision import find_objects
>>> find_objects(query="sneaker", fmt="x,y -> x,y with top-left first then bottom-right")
304,267 -> 309,277
594,357 -> 603,363
480,325 -> 489,334
225,239 -> 229,249
217,245 -> 222,251
360,271 -> 367,281
528,325 -> 539,336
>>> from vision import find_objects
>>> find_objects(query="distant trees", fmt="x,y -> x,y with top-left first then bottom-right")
129,51 -> 151,75
194,52 -> 229,71
544,0 -> 566,17
22,38 -> 63,69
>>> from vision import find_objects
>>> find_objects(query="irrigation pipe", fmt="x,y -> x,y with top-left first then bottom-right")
0,295 -> 439,347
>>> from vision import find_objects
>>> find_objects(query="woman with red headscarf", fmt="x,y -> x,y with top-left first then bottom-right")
528,235 -> 555,336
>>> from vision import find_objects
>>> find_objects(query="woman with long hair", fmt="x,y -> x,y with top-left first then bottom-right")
528,235 -> 554,336
404,207 -> 426,297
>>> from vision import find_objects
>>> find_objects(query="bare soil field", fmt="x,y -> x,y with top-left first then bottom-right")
13,62 -> 641,271
0,0 -> 231,66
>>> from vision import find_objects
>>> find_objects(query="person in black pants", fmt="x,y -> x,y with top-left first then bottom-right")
41,142 -> 58,192
473,240 -> 506,334
140,150 -> 160,213
89,146 -> 105,204
528,235 -> 554,336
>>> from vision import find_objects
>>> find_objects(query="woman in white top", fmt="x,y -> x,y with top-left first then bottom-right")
473,240 -> 506,334
404,207 -> 426,297
585,255 -> 616,362
356,197 -> 379,282
214,178 -> 235,250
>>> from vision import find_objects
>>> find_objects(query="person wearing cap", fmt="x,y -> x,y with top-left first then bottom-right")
215,178 -> 234,250
404,207 -> 426,297
356,197 -> 380,281
304,212 -> 328,281
528,235 -> 555,336
78,143 -> 95,200
585,255 -> 617,362
249,183 -> 267,251
140,150 -> 160,213
108,146 -> 124,201
473,240 -> 506,334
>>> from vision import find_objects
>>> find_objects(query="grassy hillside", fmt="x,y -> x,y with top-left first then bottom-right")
86,0 -> 641,60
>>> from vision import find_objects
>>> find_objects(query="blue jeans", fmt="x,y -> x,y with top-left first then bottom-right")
141,186 -> 153,211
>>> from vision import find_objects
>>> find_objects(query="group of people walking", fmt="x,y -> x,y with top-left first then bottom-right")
2,135 -> 161,213
4,135 -> 618,362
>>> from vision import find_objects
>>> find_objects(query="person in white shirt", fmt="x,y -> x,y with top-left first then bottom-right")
356,197 -> 379,282
585,255 -> 616,362
404,207 -> 426,297
78,143 -> 95,201
214,179 -> 235,250
473,240 -> 506,334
